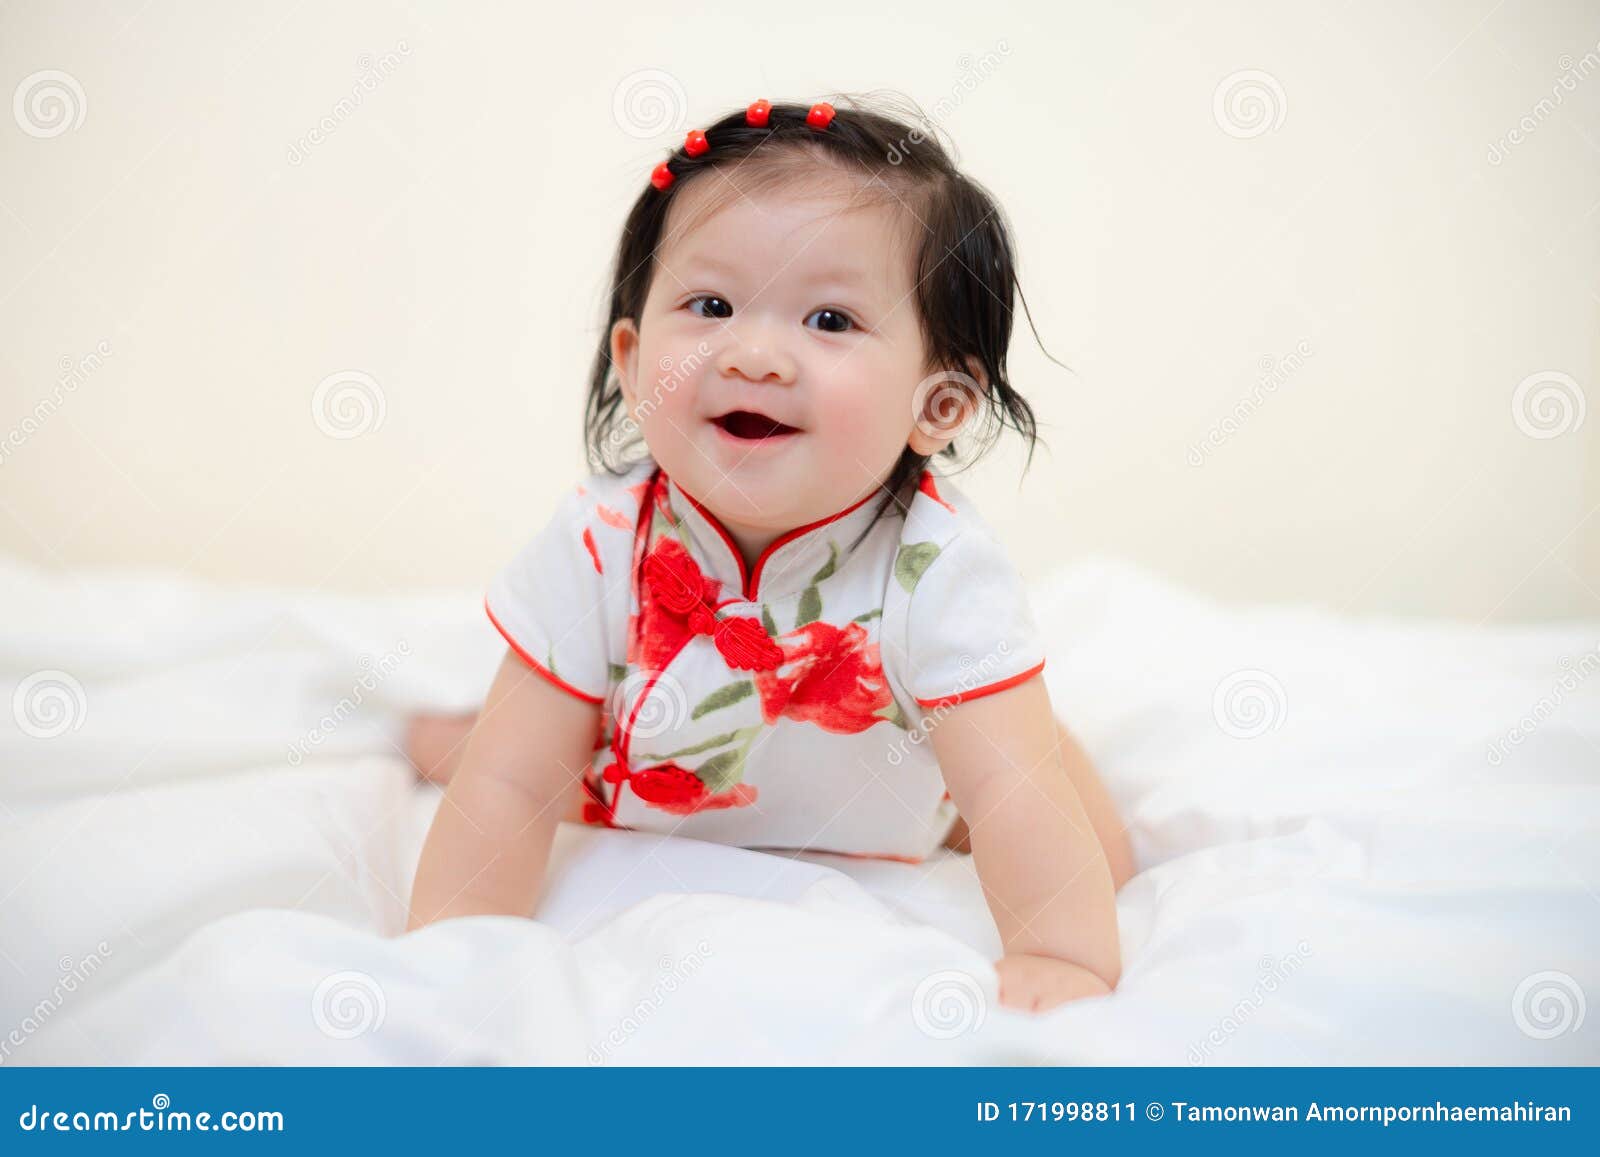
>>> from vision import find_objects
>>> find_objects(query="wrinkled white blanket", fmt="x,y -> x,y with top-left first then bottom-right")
1,552 -> 1595,1064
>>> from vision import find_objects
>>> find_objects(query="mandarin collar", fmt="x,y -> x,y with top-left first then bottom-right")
662,470 -> 886,604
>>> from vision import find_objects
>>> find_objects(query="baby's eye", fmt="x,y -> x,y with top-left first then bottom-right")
805,308 -> 856,333
686,295 -> 733,320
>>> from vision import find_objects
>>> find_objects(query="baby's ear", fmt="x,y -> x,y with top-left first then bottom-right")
609,318 -> 641,413
908,358 -> 986,455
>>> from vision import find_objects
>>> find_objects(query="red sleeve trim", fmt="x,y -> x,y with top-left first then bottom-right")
484,598 -> 605,706
913,659 -> 1045,709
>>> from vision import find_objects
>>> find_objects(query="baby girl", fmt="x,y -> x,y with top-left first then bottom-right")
404,96 -> 1134,1012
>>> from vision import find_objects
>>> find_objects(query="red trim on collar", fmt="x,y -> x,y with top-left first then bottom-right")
669,474 -> 879,601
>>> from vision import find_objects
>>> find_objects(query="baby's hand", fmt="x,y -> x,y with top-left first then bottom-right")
994,953 -> 1113,1013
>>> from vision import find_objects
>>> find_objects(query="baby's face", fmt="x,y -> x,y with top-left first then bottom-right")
612,175 -> 956,545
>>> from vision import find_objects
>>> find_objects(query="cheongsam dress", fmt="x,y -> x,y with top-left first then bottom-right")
484,457 -> 1047,862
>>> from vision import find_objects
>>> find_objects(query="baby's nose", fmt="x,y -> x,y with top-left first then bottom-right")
715,323 -> 797,385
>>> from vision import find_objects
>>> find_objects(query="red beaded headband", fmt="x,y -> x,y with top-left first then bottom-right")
649,99 -> 836,191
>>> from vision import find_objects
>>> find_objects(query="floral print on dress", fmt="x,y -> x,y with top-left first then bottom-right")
751,619 -> 894,734
598,468 -> 908,819
486,455 -> 1045,859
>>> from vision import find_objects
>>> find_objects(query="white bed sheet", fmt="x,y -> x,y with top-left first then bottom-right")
1,552 -> 1595,1065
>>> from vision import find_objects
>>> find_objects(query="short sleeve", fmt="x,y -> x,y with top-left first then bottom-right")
900,527 -> 1047,709
484,485 -> 618,705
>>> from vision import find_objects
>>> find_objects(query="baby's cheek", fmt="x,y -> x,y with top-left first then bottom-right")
630,389 -> 699,472
633,345 -> 698,412
814,389 -> 915,461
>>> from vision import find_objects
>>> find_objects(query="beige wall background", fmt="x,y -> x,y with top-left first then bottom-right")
1,0 -> 1595,621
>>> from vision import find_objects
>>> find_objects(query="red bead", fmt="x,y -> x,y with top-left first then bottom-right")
745,99 -> 771,127
601,761 -> 626,784
650,162 -> 674,190
805,102 -> 835,130
684,129 -> 708,157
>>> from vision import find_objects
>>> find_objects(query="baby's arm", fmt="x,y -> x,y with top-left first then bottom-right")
929,674 -> 1122,1010
404,650 -> 600,931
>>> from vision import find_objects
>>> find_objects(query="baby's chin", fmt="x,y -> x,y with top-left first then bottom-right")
665,427 -> 882,527
684,460 -> 831,529
693,471 -> 819,530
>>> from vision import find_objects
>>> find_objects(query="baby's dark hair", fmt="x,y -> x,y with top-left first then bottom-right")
584,93 -> 1049,529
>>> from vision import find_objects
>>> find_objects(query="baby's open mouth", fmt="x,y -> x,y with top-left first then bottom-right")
712,411 -> 802,441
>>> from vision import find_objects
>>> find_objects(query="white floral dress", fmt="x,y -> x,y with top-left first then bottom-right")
485,457 -> 1046,862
